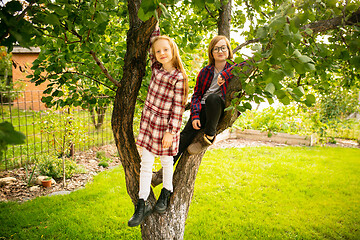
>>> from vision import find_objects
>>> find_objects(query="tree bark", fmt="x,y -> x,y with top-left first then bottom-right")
303,7 -> 360,34
111,0 -> 156,203
218,0 -> 232,39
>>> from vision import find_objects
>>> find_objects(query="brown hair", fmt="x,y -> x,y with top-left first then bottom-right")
208,35 -> 233,66
152,36 -> 189,105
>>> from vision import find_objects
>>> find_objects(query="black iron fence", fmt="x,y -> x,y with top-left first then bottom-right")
1,90 -> 114,170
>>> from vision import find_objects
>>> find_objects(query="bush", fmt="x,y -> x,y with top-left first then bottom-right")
96,150 -> 111,168
38,156 -> 78,179
96,151 -> 106,159
319,88 -> 359,122
233,103 -> 360,141
98,161 -> 109,168
233,104 -> 321,135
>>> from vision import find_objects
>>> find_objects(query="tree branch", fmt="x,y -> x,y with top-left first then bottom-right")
205,4 -> 216,18
0,0 -> 35,43
89,50 -> 121,88
232,38 -> 260,54
45,71 -> 116,91
303,7 -> 360,34
87,0 -> 98,42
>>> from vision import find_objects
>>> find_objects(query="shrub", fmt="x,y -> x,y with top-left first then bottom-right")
38,156 -> 78,179
98,161 -> 109,168
96,151 -> 106,159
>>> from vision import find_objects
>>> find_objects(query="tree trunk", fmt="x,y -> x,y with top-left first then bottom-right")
111,0 -> 156,202
90,106 -> 107,130
218,0 -> 232,39
112,1 -> 241,239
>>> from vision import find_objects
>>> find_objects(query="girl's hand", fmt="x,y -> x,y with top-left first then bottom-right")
192,120 -> 201,130
162,132 -> 173,149
217,75 -> 225,86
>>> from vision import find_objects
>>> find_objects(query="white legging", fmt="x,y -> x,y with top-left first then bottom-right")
139,147 -> 173,200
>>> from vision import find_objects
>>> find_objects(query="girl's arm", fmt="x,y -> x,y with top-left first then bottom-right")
167,77 -> 185,135
149,25 -> 161,69
190,68 -> 206,121
219,60 -> 247,83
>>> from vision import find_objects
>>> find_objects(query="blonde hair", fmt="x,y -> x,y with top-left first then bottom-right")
152,36 -> 189,105
208,35 -> 233,66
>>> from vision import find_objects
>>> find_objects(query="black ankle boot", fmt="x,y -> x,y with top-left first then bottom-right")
154,188 -> 171,214
128,199 -> 152,227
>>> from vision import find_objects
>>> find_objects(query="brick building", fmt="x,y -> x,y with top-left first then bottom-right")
11,46 -> 48,111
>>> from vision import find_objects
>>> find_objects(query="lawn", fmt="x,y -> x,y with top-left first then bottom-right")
1,146 -> 359,239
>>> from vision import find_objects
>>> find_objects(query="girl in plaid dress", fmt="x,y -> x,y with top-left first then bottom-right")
128,26 -> 188,227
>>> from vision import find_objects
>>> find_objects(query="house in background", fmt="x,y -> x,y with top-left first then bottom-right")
11,46 -> 49,111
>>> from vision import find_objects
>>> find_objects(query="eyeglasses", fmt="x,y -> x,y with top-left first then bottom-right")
213,45 -> 228,53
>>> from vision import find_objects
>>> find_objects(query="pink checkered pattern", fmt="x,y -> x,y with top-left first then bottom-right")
136,28 -> 185,156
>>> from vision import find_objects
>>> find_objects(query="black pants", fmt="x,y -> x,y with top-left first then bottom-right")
173,94 -> 225,164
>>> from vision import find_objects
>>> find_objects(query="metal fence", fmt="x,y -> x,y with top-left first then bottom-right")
1,90 -> 114,170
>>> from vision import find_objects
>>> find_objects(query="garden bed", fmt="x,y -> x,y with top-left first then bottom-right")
0,144 -> 120,202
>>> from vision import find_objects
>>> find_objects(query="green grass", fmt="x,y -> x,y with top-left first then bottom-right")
1,146 -> 359,239
187,147 -> 360,239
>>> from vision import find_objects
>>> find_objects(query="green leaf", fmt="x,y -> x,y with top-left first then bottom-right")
138,7 -> 154,21
254,95 -> 264,104
193,0 -> 205,8
224,106 -> 234,112
304,62 -> 315,71
350,56 -> 360,68
96,12 -> 109,23
280,95 -> 290,105
45,14 -> 60,26
304,28 -> 313,35
291,59 -> 306,75
236,105 -> 246,112
293,86 -> 305,97
322,82 -> 330,90
305,94 -> 316,107
267,97 -> 274,104
42,96 -> 53,104
251,44 -> 262,52
269,16 -> 286,31
5,1 -> 23,13
159,3 -> 171,18
283,24 -> 291,36
282,60 -> 294,77
245,83 -> 255,95
275,90 -> 286,99
265,83 -> 275,94
256,27 -> 268,39
0,121 -> 26,146
293,31 -> 302,42
243,102 -> 252,110
298,55 -> 314,64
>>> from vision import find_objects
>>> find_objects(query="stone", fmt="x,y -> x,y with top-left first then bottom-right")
0,177 -> 17,186
29,186 -> 40,192
48,191 -> 71,197
35,176 -> 48,185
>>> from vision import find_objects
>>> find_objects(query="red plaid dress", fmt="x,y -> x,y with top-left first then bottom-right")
136,29 -> 185,156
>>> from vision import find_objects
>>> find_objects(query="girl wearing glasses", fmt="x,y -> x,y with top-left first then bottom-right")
176,35 -> 246,159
